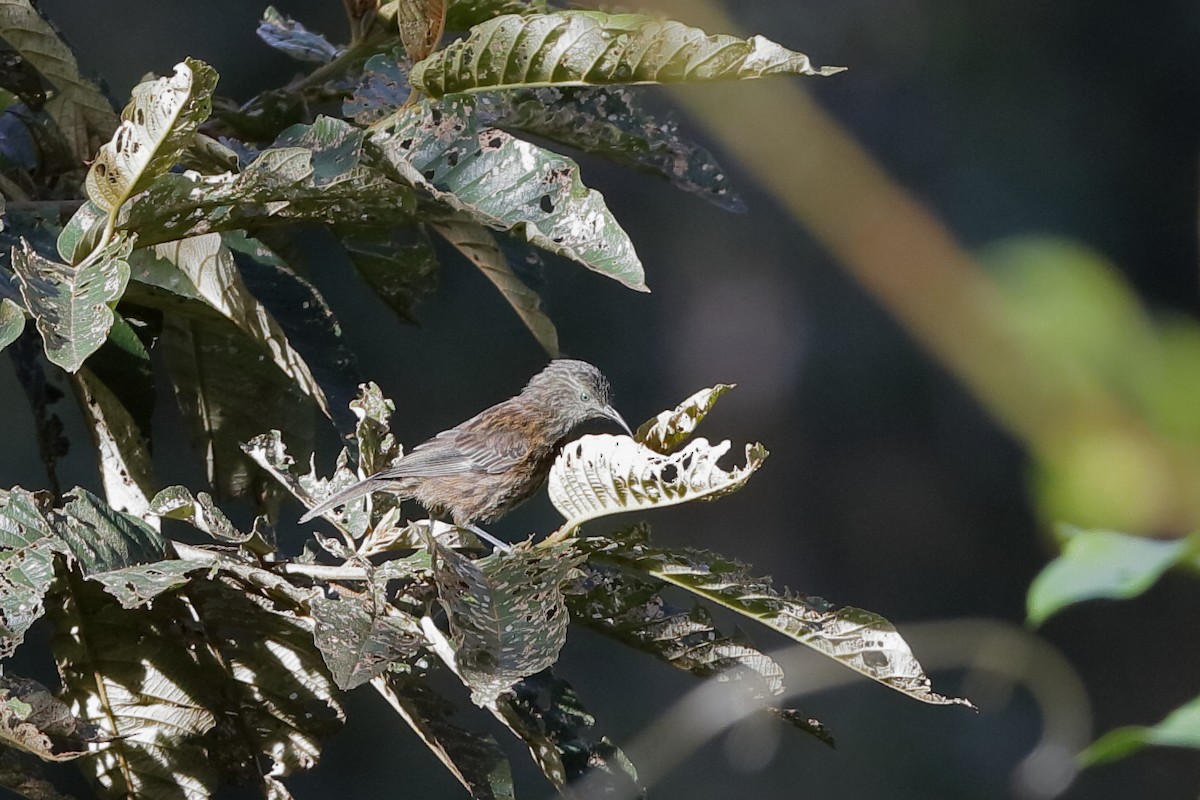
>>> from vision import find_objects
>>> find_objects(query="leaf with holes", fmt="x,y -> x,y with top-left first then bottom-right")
477,86 -> 745,211
370,96 -> 645,291
0,674 -> 104,762
409,12 -> 844,97
150,485 -> 275,555
12,235 -> 133,373
568,563 -> 832,745
311,594 -> 423,690
0,489 -> 59,659
257,6 -> 342,64
585,527 -> 974,709
431,216 -> 558,356
431,540 -> 582,704
635,383 -> 735,454
243,431 -> 369,536
344,51 -> 412,125
85,59 -> 217,215
398,0 -> 447,62
548,434 -> 766,532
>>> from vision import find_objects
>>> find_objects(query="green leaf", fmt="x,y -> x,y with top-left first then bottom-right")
344,51 -> 412,125
243,430 -> 367,535
430,539 -> 582,704
11,235 -> 133,372
374,672 -> 515,800
370,96 -> 646,291
1026,526 -> 1198,626
586,527 -> 974,708
349,382 -> 400,477
635,383 -> 735,453
548,434 -> 766,533
85,59 -> 218,215
568,563 -> 832,746
0,489 -> 59,659
150,485 -> 275,554
0,0 -> 118,163
257,6 -> 342,64
310,594 -> 423,690
55,200 -> 105,265
477,86 -> 745,212
444,0 -> 547,31
430,216 -> 559,356
0,674 -> 103,762
490,670 -> 641,795
0,297 -> 25,352
1080,695 -> 1200,767
398,0 -> 447,62
409,11 -> 844,96
338,225 -> 440,324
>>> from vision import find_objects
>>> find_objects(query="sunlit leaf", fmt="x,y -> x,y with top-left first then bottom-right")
635,383 -> 735,453
371,96 -> 646,291
349,381 -> 400,476
430,216 -> 559,356
548,434 -> 766,532
0,0 -> 118,162
0,297 -> 25,351
311,594 -> 423,690
586,527 -> 974,708
150,485 -> 275,555
430,539 -> 582,704
257,6 -> 342,64
398,0 -> 447,62
1026,526 -> 1199,626
1080,695 -> 1200,767
0,674 -> 103,762
477,86 -> 745,212
85,59 -> 217,216
11,235 -> 133,372
569,563 -> 832,745
409,12 -> 844,96
490,670 -> 641,795
0,488 -> 59,659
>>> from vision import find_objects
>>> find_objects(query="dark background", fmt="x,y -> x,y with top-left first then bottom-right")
4,0 -> 1200,797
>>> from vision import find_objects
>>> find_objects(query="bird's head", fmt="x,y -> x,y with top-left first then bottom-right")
524,359 -> 632,437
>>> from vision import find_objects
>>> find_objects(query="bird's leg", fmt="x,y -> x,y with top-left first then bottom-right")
464,524 -> 512,554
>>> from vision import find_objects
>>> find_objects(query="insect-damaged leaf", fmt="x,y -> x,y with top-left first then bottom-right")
397,0 -> 446,62
585,527 -> 974,709
337,224 -> 440,325
12,235 -> 133,373
343,50 -> 411,125
257,6 -> 342,64
408,12 -> 844,96
430,539 -> 582,705
0,488 -> 59,659
548,434 -> 766,532
635,383 -> 735,454
370,97 -> 646,292
0,674 -> 105,762
310,594 -> 423,690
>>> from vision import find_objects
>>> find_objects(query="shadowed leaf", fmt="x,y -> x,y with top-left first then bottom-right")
0,297 -> 25,351
257,6 -> 342,64
343,51 -> 411,125
338,224 -> 439,324
444,0 -> 547,30
0,674 -> 104,762
311,594 -> 423,690
409,12 -> 844,96
0,488 -> 59,659
586,526 -> 974,709
370,97 -> 645,291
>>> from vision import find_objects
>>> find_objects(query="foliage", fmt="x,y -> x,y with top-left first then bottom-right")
0,1 -> 968,797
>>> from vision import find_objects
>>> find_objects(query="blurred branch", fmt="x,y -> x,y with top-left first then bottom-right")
628,0 -> 1200,534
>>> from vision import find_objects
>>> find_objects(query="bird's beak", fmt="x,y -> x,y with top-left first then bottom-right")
601,405 -> 634,437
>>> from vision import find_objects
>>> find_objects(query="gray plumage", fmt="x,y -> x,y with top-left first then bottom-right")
298,359 -> 630,527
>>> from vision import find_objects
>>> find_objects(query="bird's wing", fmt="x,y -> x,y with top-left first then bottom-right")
379,416 -> 534,477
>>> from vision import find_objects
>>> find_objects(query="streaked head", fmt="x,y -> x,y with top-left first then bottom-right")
524,359 -> 632,436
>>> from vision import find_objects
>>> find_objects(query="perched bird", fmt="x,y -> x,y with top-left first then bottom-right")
299,360 -> 631,545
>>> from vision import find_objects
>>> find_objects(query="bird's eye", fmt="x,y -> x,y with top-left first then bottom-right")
580,392 -> 590,402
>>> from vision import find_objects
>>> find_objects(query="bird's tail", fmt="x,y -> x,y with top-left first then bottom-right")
297,477 -> 393,524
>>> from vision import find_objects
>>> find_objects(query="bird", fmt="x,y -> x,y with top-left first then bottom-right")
298,359 -> 632,547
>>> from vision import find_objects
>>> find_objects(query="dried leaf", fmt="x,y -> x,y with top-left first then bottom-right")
0,674 -> 103,762
397,0 -> 447,62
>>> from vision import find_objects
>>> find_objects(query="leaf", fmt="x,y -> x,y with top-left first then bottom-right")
0,674 -> 103,762
490,670 -> 641,795
444,0 -> 547,31
370,96 -> 646,291
150,485 -> 274,554
11,235 -> 133,372
568,563 -> 832,745
0,0 -> 118,162
1026,526 -> 1199,626
430,539 -> 582,704
349,381 -> 400,476
69,364 -> 157,519
0,296 -> 25,351
0,747 -> 80,800
343,50 -> 411,125
398,0 -> 447,62
5,334 -> 70,495
0,488 -> 59,659
430,216 -> 559,356
586,527 -> 975,708
547,434 -> 766,532
374,673 -> 515,800
85,59 -> 218,215
310,594 -> 423,690
1080,695 -> 1200,767
635,383 -> 735,453
477,86 -> 745,212
409,12 -> 845,97
338,224 -> 439,324
257,6 -> 342,64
